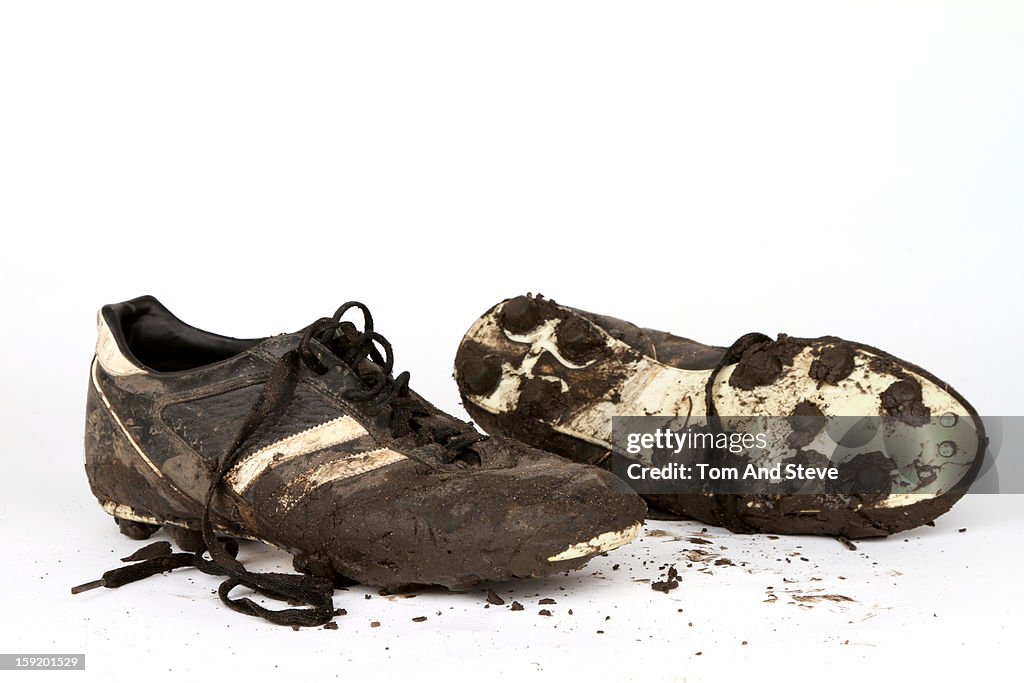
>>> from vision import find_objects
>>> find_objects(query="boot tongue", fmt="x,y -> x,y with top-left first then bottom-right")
409,411 -> 476,445
325,324 -> 485,461
404,399 -> 486,465
326,322 -> 390,382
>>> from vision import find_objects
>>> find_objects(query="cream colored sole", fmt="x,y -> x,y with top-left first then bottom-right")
461,299 -> 981,508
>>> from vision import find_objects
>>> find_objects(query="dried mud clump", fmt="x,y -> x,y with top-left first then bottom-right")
809,343 -> 856,385
880,378 -> 931,427
729,335 -> 805,390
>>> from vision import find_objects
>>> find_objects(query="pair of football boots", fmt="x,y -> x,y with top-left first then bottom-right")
76,295 -> 984,625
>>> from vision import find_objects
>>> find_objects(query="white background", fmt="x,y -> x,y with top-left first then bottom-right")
1,2 -> 1022,681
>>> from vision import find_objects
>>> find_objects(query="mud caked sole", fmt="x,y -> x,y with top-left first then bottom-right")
99,499 -> 640,585
456,296 -> 985,536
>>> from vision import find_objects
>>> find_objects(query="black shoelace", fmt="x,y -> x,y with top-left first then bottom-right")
73,302 -> 484,626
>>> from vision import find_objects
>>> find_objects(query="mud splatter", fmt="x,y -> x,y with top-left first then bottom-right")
791,594 -> 855,604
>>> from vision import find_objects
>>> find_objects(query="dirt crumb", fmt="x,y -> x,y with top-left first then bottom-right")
651,564 -> 680,593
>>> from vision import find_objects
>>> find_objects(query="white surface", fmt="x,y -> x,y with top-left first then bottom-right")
6,496 -> 1023,682
1,2 -> 1023,681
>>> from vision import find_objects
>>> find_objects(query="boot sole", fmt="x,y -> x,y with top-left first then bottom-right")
456,297 -> 985,535
99,499 -> 641,581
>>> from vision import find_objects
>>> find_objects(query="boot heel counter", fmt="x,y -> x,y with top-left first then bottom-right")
84,359 -> 121,507
84,360 -> 163,518
85,307 -> 153,512
84,358 -> 200,525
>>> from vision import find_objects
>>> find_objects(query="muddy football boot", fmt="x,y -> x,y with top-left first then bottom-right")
75,296 -> 644,625
454,294 -> 986,539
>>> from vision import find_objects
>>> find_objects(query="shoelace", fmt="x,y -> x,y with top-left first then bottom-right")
73,302 -> 485,626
